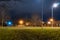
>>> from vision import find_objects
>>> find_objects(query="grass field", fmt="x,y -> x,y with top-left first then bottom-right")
0,27 -> 60,40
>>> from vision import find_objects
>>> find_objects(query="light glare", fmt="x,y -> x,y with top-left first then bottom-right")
50,18 -> 53,22
48,21 -> 51,24
19,20 -> 24,25
52,3 -> 59,8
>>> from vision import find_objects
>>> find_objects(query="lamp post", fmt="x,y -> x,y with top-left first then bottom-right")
42,0 -> 44,27
51,3 -> 59,27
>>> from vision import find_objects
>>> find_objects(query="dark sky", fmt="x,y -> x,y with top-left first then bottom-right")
0,0 -> 60,21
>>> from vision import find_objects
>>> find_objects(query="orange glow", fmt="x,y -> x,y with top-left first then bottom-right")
19,20 -> 24,25
48,21 -> 51,24
26,22 -> 29,26
50,18 -> 53,22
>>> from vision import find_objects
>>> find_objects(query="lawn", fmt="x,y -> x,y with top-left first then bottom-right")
0,27 -> 60,40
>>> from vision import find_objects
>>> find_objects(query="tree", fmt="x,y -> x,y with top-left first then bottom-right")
31,13 -> 42,26
0,3 -> 10,26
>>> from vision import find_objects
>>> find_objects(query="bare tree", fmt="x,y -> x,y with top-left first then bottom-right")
0,3 -> 10,26
31,13 -> 42,26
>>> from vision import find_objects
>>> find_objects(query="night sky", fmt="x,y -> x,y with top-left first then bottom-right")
0,0 -> 60,21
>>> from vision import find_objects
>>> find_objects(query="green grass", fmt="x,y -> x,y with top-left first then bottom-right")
0,27 -> 60,40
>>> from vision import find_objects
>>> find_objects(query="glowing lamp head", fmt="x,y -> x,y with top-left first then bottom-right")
52,3 -> 59,8
50,18 -> 53,22
26,22 -> 29,26
8,22 -> 12,25
48,21 -> 51,24
6,21 -> 13,26
19,20 -> 24,25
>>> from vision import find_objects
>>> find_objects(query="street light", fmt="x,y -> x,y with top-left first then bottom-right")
19,20 -> 24,25
6,21 -> 13,26
51,3 -> 59,27
42,0 -> 44,27
52,3 -> 59,8
25,22 -> 30,26
50,18 -> 53,22
49,18 -> 54,27
48,21 -> 51,25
